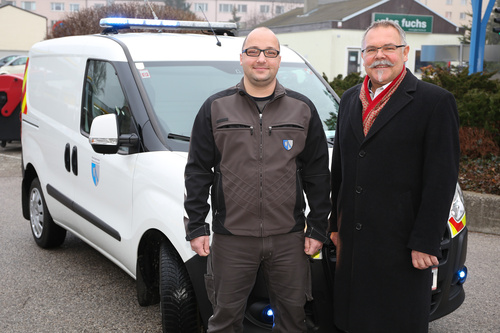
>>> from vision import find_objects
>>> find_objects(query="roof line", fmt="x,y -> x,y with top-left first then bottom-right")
0,3 -> 47,20
342,0 -> 389,21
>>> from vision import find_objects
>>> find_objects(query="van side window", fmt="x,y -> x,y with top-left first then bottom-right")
81,60 -> 132,136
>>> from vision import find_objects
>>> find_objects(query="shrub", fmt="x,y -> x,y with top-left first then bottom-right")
421,66 -> 500,146
460,127 -> 500,158
323,72 -> 363,98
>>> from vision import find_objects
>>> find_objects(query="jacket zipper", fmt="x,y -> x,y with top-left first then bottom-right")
259,113 -> 263,235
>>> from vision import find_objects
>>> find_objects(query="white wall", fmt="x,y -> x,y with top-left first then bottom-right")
0,6 -> 47,52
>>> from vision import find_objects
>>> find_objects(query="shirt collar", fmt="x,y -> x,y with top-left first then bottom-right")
368,80 -> 392,99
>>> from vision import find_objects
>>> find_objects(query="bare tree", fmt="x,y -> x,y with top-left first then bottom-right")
48,2 -> 199,39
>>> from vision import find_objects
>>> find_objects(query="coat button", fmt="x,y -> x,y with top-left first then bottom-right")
358,150 -> 366,157
355,186 -> 363,194
355,223 -> 362,230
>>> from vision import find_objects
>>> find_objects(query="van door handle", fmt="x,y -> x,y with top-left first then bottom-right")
71,146 -> 78,176
64,143 -> 71,172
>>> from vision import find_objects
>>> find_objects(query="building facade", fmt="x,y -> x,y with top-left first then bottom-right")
245,0 -> 466,80
0,0 -> 303,32
416,0 -> 490,28
0,4 -> 46,55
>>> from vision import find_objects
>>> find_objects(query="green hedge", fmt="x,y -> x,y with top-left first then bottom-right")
421,66 -> 500,142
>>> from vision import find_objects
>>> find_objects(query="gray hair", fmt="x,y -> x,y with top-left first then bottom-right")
362,20 -> 407,48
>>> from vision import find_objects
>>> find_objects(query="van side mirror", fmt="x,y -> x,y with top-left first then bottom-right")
89,114 -> 119,154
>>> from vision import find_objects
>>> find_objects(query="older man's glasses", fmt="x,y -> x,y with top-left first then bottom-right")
362,44 -> 406,57
243,48 -> 280,58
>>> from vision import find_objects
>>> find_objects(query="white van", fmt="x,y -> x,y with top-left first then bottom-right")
21,18 -> 467,332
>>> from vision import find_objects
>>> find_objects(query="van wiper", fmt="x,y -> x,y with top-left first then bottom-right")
167,133 -> 191,142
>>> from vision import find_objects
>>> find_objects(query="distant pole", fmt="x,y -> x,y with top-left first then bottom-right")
469,0 -> 496,74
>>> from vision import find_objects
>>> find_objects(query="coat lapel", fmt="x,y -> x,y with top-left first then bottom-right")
347,85 -> 365,145
363,70 -> 417,142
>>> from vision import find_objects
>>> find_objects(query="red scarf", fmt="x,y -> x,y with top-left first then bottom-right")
359,67 -> 406,136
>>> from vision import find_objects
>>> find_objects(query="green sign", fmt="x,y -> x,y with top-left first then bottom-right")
373,13 -> 433,33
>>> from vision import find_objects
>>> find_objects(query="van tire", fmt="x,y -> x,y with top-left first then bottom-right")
28,178 -> 66,248
159,241 -> 200,333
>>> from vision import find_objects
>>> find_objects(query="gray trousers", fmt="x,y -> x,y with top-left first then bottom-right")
205,231 -> 311,333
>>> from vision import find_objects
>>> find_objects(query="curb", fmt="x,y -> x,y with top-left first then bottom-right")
463,191 -> 500,236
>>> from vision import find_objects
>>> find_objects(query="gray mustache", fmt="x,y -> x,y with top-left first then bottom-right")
369,60 -> 394,68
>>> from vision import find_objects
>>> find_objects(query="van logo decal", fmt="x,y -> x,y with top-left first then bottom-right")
91,157 -> 100,186
283,140 -> 293,151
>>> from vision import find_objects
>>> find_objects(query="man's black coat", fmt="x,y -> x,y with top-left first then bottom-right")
330,69 -> 460,333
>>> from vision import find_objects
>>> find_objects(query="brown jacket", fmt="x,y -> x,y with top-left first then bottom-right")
185,79 -> 330,242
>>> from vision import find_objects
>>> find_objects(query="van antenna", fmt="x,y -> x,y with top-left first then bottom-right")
199,5 -> 222,47
144,0 -> 158,20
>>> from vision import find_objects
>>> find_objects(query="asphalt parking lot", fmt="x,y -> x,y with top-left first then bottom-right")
1,141 -> 499,332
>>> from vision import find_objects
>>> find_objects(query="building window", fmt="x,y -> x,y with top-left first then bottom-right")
276,6 -> 285,14
260,5 -> 270,13
21,1 -> 36,10
94,4 -> 104,8
219,4 -> 233,12
70,4 -> 80,12
237,4 -> 247,13
5,1 -> 16,5
414,50 -> 431,74
461,0 -> 467,5
445,11 -> 452,19
446,0 -> 453,5
51,3 -> 65,11
194,3 -> 208,12
459,12 -> 466,20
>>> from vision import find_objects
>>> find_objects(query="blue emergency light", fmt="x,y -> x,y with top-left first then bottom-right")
457,266 -> 467,285
262,305 -> 274,324
99,17 -> 237,31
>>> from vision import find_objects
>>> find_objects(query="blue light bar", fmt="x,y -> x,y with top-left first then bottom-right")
99,17 -> 237,31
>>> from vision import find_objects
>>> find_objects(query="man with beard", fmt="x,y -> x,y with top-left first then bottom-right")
329,20 -> 460,333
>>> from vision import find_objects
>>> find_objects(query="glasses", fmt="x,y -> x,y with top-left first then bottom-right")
362,44 -> 406,56
242,48 -> 280,58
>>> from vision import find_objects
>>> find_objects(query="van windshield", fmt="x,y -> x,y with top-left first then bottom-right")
138,61 -> 338,142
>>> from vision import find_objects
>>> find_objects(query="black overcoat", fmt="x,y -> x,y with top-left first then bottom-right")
330,69 -> 460,333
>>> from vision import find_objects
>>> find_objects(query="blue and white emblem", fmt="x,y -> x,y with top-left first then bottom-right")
91,157 -> 100,186
282,139 -> 293,151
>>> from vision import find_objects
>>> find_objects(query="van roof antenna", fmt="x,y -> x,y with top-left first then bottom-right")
199,5 -> 222,47
144,0 -> 158,20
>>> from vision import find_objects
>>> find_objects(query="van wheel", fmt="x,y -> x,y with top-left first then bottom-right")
29,178 -> 66,248
159,241 -> 200,333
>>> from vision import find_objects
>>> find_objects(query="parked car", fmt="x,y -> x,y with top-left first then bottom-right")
21,17 -> 467,332
0,55 -> 28,75
0,54 -> 20,66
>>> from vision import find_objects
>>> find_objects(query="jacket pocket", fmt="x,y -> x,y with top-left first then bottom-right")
216,123 -> 254,135
267,123 -> 304,135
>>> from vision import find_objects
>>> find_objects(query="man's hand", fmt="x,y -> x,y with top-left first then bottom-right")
304,237 -> 323,256
190,236 -> 210,256
411,250 -> 439,270
330,232 -> 339,247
